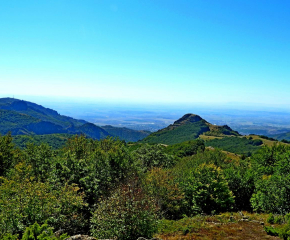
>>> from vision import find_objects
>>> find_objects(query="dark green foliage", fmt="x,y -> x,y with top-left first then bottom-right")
0,133 -> 21,176
165,139 -> 205,158
0,98 -> 152,142
251,144 -> 290,214
0,109 -> 39,135
90,180 -> 159,240
173,149 -> 254,212
267,213 -> 275,224
205,136 -> 263,155
204,125 -> 240,137
178,163 -> 234,215
102,125 -> 151,142
23,143 -> 56,181
55,136 -> 134,205
281,139 -> 290,143
260,135 -> 277,141
264,220 -> 290,240
0,98 -> 111,139
78,123 -> 110,139
133,143 -> 176,171
13,134 -> 73,149
223,161 -> 255,211
0,162 -> 86,237
142,121 -> 210,145
0,98 -> 86,129
142,114 -> 240,145
264,226 -> 279,236
0,133 -> 135,237
172,150 -> 235,215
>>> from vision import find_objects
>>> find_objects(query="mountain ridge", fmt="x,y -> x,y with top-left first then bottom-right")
0,98 -> 150,142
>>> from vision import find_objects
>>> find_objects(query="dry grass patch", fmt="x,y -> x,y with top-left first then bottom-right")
155,212 -> 280,240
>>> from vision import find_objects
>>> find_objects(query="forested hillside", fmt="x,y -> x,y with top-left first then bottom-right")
0,98 -> 150,142
1,132 -> 290,240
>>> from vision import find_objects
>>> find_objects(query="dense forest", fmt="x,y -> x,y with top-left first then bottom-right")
1,133 -> 290,239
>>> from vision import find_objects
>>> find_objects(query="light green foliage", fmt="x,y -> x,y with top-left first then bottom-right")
22,222 -> 69,240
251,144 -> 290,214
90,180 -> 159,240
179,163 -> 234,215
24,143 -> 56,181
133,143 -> 175,171
2,233 -> 19,240
0,162 -> 86,237
55,136 -> 134,204
165,139 -> 205,158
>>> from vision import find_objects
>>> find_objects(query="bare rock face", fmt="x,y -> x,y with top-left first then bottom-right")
64,235 -> 97,240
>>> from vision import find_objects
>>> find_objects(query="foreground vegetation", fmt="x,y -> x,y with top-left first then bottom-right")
1,133 -> 290,239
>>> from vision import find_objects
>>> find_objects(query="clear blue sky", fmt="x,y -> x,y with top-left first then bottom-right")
1,0 -> 290,105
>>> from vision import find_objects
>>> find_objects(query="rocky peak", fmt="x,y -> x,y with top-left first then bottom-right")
173,113 -> 204,126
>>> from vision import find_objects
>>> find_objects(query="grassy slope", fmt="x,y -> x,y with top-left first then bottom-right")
155,212 -> 279,240
205,136 -> 263,155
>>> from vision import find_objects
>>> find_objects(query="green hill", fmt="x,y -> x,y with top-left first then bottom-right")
0,109 -> 39,135
0,98 -> 110,139
141,113 -> 240,145
102,125 -> 150,142
271,131 -> 290,141
0,98 -> 86,128
78,123 -> 111,139
0,98 -> 150,142
205,136 -> 263,156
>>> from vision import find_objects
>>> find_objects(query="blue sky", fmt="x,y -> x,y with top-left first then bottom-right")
1,0 -> 290,105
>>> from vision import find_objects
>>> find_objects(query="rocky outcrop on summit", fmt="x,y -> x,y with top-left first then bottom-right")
173,113 -> 204,125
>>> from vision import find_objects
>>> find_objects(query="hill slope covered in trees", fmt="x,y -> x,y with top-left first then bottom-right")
0,98 -> 149,142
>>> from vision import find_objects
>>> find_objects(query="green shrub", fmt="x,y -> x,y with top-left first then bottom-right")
264,226 -> 279,236
0,163 -> 86,237
144,167 -> 184,219
179,163 -> 234,215
22,222 -> 69,240
267,213 -> 275,224
2,233 -> 19,240
90,180 -> 159,240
